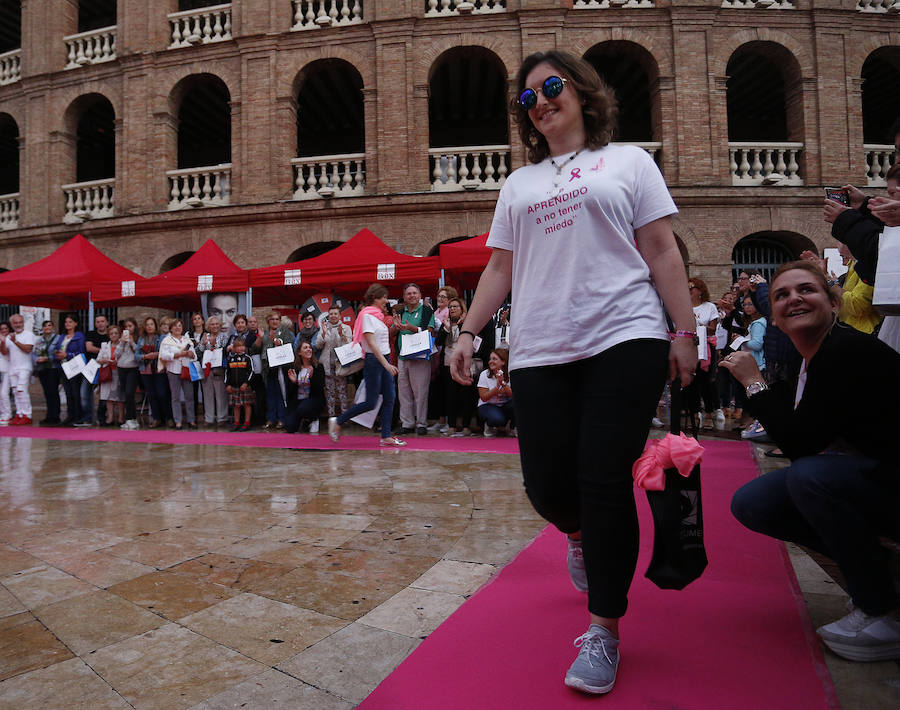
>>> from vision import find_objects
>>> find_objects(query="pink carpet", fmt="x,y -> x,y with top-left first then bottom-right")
0,427 -> 520,454
359,441 -> 839,710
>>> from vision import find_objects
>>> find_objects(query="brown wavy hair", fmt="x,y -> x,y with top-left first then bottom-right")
512,50 -> 619,164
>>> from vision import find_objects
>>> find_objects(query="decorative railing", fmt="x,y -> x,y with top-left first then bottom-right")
573,0 -> 654,9
292,154 -> 365,200
62,179 -> 115,223
168,4 -> 232,48
721,0 -> 794,8
292,0 -> 364,28
612,141 -> 662,165
729,142 -> 804,186
425,0 -> 506,16
429,145 -> 509,192
856,0 -> 900,12
865,144 -> 896,187
0,193 -> 19,230
0,49 -> 21,85
167,164 -> 232,209
64,26 -> 117,69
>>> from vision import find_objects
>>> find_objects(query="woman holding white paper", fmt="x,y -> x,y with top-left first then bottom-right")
319,305 -> 353,418
56,315 -> 87,426
159,318 -> 198,430
328,283 -> 405,447
198,315 -> 229,427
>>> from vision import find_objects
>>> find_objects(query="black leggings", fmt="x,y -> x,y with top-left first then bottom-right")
511,339 -> 669,618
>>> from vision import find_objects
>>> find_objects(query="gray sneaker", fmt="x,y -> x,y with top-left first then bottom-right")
566,536 -> 588,592
564,624 -> 620,695
817,607 -> 900,662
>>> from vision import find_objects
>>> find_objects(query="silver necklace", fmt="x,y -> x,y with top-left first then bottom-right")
550,150 -> 581,194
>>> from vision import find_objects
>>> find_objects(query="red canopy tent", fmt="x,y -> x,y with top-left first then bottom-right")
249,228 -> 441,305
438,232 -> 491,291
0,234 -> 144,310
92,239 -> 249,310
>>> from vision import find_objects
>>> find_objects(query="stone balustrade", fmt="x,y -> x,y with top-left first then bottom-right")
0,49 -> 21,85
856,0 -> 900,12
64,26 -> 117,69
425,0 -> 506,17
865,144 -> 896,187
62,179 -> 115,223
292,154 -> 366,200
729,142 -> 804,186
0,194 -> 19,230
167,165 -> 232,209
429,145 -> 509,192
573,0 -> 654,9
168,4 -> 232,49
292,0 -> 364,29
721,0 -> 794,8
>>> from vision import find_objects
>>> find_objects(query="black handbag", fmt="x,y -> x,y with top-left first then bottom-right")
644,379 -> 708,590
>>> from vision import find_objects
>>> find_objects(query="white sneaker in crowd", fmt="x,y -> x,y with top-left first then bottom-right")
817,607 -> 900,662
483,423 -> 496,438
309,420 -> 320,434
651,417 -> 664,428
714,408 -> 726,430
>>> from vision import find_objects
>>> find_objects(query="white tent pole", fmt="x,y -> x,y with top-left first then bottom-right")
88,292 -> 94,325
439,269 -> 445,288
246,288 -> 253,314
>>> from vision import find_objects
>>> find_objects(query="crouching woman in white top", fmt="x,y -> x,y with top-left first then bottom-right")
476,348 -> 514,437
328,283 -> 405,447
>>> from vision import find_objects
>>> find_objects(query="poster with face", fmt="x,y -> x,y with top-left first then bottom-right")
201,292 -> 247,336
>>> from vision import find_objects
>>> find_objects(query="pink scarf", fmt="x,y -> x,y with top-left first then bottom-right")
353,306 -> 392,346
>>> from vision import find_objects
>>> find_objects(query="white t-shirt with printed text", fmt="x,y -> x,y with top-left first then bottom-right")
361,313 -> 391,356
486,144 -> 677,371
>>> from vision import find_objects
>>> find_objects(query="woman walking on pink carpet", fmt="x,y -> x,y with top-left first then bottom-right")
450,50 -> 696,695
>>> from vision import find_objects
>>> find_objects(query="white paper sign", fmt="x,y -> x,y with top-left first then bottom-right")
197,274 -> 213,292
159,343 -> 178,362
251,354 -> 262,372
267,343 -> 294,368
62,353 -> 87,380
81,358 -> 100,384
472,335 -> 483,353
377,263 -> 395,280
284,269 -> 302,286
730,335 -> 749,351
121,280 -> 135,297
350,380 -> 382,429
202,348 -> 223,369
697,323 -> 708,361
873,226 -> 900,315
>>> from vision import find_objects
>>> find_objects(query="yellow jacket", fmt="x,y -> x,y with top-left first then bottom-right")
840,262 -> 883,335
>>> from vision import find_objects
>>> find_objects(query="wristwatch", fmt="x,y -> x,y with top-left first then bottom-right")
746,381 -> 768,397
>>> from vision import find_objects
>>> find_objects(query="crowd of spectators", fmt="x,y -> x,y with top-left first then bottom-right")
0,287 -> 516,437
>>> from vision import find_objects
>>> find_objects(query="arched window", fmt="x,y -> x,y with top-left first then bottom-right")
428,47 -> 509,191
726,42 -> 804,185
78,0 -> 116,33
159,251 -> 195,274
292,60 -> 366,199
0,0 -> 21,54
732,231 -> 812,282
0,113 -> 18,196
75,97 -> 116,183
861,48 -> 900,184
168,74 -> 232,208
286,242 -> 343,262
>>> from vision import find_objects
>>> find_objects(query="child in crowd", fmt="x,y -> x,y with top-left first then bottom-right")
226,337 -> 255,431
98,324 -> 124,426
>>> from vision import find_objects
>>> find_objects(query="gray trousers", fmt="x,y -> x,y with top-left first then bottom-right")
398,357 -> 431,428
201,370 -> 229,423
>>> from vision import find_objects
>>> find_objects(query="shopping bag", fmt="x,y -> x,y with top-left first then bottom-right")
873,226 -> 900,315
62,353 -> 87,380
97,364 -> 113,383
267,343 -> 294,368
335,341 -> 362,366
400,330 -> 431,360
188,361 -> 203,382
202,348 -> 223,369
643,380 -> 708,590
349,380 -> 382,429
81,358 -> 100,385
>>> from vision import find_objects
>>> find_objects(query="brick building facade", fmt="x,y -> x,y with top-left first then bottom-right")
0,0 -> 898,304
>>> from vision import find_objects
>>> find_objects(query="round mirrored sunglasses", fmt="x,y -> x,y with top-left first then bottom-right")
518,75 -> 568,110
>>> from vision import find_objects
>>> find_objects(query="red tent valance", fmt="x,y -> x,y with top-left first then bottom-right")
250,228 -> 441,305
0,234 -> 144,310
438,232 -> 491,291
92,239 -> 249,309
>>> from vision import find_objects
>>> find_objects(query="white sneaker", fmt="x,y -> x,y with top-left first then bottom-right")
651,417 -> 664,428
427,421 -> 444,433
817,607 -> 900,662
714,408 -> 726,430
483,423 -> 496,438
0,419 -> 8,427
309,420 -> 320,434
328,417 -> 339,442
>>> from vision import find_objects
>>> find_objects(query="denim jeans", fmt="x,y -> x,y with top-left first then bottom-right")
265,368 -> 287,424
337,353 -> 397,439
477,400 -> 515,428
731,454 -> 900,615
141,372 -> 168,424
285,396 -> 324,433
37,369 -> 61,421
79,378 -> 95,423
511,339 -> 669,618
